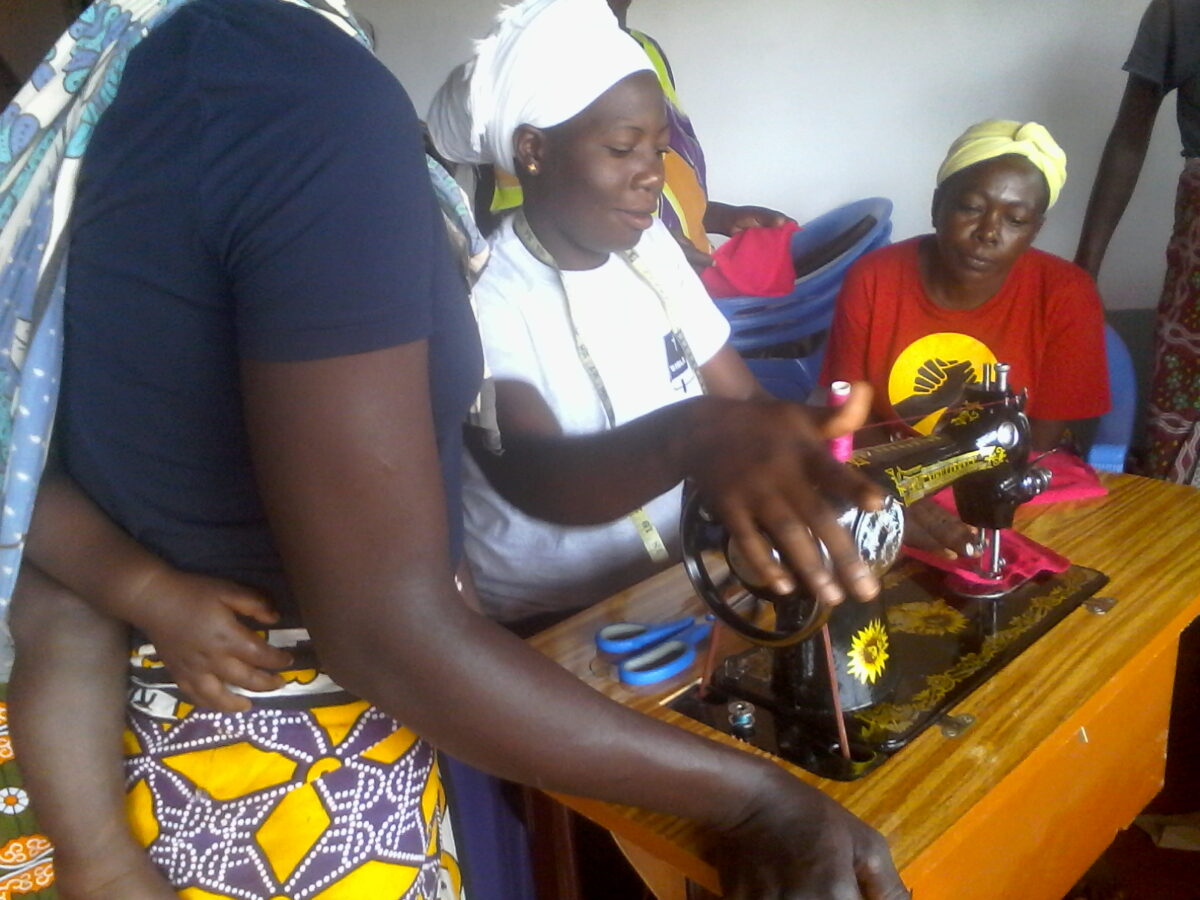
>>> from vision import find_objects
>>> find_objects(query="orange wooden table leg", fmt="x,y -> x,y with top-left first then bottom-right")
613,834 -> 690,900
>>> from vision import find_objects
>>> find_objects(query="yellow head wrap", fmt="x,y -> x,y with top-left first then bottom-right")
935,120 -> 1067,210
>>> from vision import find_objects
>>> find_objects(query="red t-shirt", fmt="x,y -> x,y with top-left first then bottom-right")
820,237 -> 1110,434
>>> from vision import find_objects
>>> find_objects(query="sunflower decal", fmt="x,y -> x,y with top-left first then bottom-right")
888,599 -> 968,636
846,619 -> 890,684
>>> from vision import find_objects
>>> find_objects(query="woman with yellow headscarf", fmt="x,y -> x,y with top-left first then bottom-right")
822,119 -> 1110,453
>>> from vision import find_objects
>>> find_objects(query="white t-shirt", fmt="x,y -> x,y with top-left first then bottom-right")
464,217 -> 731,622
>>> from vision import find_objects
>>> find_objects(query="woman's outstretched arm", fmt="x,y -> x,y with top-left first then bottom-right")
469,376 -> 880,603
241,340 -> 908,900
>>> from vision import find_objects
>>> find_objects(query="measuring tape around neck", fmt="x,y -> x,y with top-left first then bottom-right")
512,210 -> 709,562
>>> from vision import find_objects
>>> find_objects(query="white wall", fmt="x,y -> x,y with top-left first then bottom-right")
363,0 -> 1180,311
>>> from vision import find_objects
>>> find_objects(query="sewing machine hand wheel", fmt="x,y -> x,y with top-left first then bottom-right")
680,490 -> 832,648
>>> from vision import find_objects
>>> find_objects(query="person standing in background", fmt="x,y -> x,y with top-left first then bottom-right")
1076,0 -> 1200,482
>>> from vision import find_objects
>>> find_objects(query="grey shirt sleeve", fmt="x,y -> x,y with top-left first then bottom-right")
1125,0 -> 1176,87
1125,0 -> 1200,156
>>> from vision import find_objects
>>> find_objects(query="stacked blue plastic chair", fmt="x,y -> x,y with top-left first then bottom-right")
720,197 -> 893,401
1087,323 -> 1137,473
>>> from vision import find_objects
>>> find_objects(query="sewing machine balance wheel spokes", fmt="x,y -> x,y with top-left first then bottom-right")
680,489 -> 838,647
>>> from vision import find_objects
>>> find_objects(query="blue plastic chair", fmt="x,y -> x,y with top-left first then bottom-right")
745,356 -> 825,403
1087,323 -> 1137,473
725,282 -> 839,353
715,197 -> 893,355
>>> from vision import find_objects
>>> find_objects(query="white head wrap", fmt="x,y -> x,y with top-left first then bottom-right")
430,0 -> 651,174
427,62 -> 483,165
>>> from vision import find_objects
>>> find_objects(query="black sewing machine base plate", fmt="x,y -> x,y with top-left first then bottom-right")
669,560 -> 1108,781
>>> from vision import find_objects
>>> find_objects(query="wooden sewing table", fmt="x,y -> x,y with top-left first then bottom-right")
526,473 -> 1200,899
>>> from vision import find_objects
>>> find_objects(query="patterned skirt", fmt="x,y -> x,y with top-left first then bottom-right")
125,636 -> 465,900
1142,157 -> 1200,481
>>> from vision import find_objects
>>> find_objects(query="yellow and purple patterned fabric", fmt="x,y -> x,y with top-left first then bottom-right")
125,687 -> 462,900
1,2 -> 472,897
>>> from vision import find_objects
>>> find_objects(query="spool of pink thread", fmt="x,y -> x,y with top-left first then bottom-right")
828,381 -> 853,462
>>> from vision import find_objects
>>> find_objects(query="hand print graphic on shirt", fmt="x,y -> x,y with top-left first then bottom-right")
887,333 -> 996,434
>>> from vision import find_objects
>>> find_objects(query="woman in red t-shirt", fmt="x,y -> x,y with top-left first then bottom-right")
823,120 -> 1109,453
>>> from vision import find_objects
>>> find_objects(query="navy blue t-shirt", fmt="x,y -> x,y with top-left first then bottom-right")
62,0 -> 482,619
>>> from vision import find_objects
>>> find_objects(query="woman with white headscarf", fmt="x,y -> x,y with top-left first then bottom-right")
448,0 -> 781,626
441,4 -> 907,894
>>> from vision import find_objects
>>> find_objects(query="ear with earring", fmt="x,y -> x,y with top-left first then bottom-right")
526,161 -> 539,175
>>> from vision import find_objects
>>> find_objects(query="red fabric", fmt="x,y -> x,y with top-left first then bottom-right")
916,452 -> 1105,518
700,222 -> 801,298
903,449 -> 1105,525
905,530 -> 1070,592
1025,449 -> 1108,505
899,452 -> 1103,591
820,237 -> 1110,435
902,486 -> 1070,591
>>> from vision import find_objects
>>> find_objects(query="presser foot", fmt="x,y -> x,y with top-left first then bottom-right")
943,568 -> 1026,600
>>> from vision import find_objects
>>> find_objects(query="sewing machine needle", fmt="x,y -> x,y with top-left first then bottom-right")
986,528 -> 1003,577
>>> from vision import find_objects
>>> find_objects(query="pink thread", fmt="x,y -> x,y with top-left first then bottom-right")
846,396 -> 1010,438
828,381 -> 853,462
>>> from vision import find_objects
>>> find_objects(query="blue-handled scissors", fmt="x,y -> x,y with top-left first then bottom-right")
595,617 -> 713,686
595,616 -> 694,654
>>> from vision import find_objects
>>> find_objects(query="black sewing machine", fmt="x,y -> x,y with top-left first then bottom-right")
670,363 -> 1108,780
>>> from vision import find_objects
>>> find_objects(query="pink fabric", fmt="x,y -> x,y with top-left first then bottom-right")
700,222 -> 801,298
1024,448 -> 1108,504
905,530 -> 1069,593
898,450 -> 1102,591
912,450 -> 1106,516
